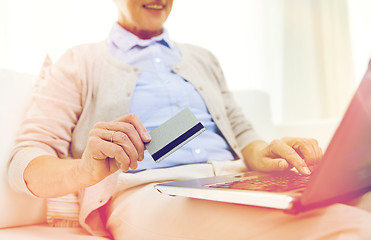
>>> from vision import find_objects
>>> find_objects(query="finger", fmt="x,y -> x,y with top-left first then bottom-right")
99,141 -> 130,170
110,158 -> 130,173
268,139 -> 311,175
284,137 -> 322,166
111,131 -> 140,168
107,158 -> 119,174
260,157 -> 290,172
308,139 -> 323,171
89,136 -> 131,172
311,139 -> 323,163
114,113 -> 151,142
94,121 -> 146,158
93,122 -> 145,161
90,128 -> 140,169
292,141 -> 317,165
138,152 -> 145,162
95,129 -> 144,169
111,157 -> 132,173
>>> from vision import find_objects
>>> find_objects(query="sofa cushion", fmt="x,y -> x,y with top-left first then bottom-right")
0,69 -> 47,228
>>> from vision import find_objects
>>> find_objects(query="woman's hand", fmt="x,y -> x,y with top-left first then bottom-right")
80,113 -> 151,185
242,137 -> 323,175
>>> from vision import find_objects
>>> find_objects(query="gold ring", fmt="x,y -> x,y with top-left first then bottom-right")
110,131 -> 116,143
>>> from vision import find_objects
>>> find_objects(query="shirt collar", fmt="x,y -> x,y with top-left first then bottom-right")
109,22 -> 173,53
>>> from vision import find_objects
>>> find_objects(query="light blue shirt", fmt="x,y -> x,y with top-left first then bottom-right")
107,23 -> 234,171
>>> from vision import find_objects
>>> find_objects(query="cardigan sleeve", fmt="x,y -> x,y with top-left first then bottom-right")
8,49 -> 83,196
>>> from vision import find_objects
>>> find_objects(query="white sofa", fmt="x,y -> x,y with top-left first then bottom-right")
232,90 -> 340,148
0,69 -> 339,238
0,69 -> 109,239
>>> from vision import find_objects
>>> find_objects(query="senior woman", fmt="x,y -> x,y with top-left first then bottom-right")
8,0 -> 371,239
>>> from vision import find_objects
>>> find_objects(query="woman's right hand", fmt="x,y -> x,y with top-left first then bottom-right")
80,113 -> 151,186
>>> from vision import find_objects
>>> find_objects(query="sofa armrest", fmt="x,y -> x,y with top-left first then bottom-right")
0,69 -> 47,228
232,89 -> 340,149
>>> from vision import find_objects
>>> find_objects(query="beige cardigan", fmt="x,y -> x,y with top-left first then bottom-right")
8,41 -> 261,236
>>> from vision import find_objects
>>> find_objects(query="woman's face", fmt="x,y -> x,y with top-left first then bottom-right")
114,0 -> 173,39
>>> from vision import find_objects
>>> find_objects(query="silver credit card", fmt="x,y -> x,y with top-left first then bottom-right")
145,108 -> 205,162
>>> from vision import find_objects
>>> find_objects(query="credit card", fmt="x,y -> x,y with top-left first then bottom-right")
145,108 -> 205,163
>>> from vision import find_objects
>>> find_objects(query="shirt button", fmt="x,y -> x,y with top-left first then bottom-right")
215,115 -> 221,120
175,104 -> 180,109
195,148 -> 201,154
154,58 -> 161,63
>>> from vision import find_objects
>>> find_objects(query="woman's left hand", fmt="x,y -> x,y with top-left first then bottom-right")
242,137 -> 323,175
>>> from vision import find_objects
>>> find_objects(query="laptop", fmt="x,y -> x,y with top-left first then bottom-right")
154,61 -> 371,214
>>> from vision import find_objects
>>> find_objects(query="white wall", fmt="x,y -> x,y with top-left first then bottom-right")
1,0 -> 370,124
167,0 -> 268,91
348,0 -> 371,84
3,0 -> 117,73
1,0 -> 271,90
0,1 -> 10,68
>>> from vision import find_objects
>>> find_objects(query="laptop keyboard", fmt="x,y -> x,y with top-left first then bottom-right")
207,171 -> 311,192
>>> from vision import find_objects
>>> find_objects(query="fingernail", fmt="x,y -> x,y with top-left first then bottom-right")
138,153 -> 144,161
303,167 -> 311,175
143,131 -> 151,140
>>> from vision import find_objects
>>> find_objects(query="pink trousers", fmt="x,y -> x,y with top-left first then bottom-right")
105,160 -> 371,240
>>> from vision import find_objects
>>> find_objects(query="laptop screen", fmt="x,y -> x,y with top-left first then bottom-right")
301,61 -> 371,206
